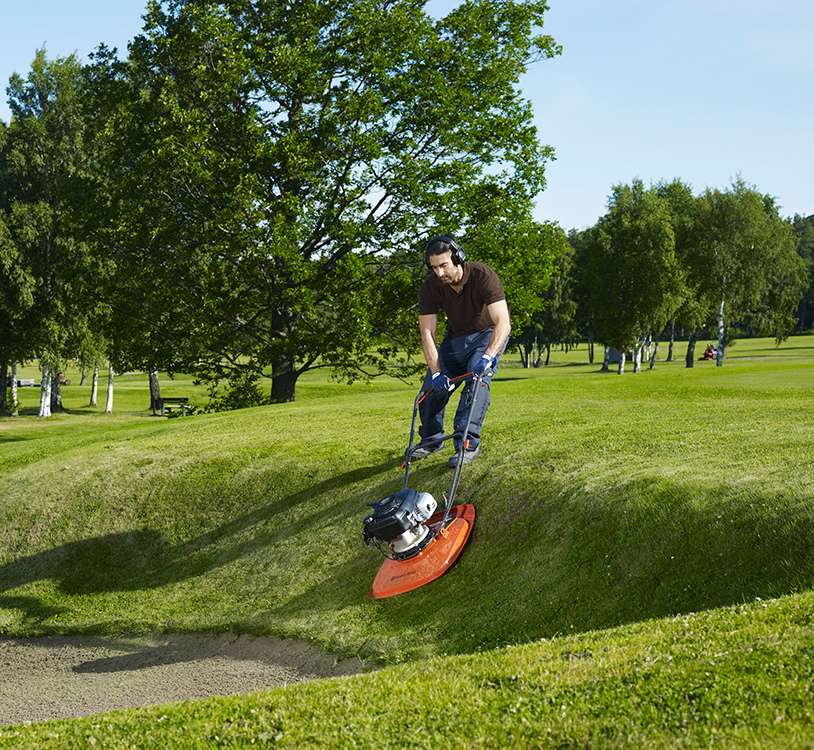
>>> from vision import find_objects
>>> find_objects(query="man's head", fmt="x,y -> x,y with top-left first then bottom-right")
424,235 -> 466,286
425,235 -> 466,265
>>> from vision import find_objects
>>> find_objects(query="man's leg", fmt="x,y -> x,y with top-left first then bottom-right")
450,330 -> 506,457
415,368 -> 449,457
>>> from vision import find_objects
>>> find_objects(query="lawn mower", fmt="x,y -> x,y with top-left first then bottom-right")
363,370 -> 486,599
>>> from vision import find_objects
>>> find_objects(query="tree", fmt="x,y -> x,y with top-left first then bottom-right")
691,178 -> 807,365
515,225 -> 577,366
90,0 -> 561,402
791,214 -> 814,332
0,49 -> 99,416
584,179 -> 681,373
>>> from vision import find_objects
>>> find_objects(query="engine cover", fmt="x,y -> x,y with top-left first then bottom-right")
363,488 -> 437,554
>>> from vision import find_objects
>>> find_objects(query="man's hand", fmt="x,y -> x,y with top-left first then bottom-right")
472,354 -> 496,377
432,371 -> 455,392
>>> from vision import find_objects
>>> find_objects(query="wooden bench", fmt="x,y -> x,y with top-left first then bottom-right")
159,397 -> 191,416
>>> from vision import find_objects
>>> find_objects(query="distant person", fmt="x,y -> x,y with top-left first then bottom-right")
413,234 -> 511,467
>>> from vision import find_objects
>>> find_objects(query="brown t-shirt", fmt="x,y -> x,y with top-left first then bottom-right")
418,261 -> 506,339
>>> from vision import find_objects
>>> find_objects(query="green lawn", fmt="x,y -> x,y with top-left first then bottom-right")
2,336 -> 814,747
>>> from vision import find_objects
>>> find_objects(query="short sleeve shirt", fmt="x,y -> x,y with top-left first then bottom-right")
418,261 -> 506,339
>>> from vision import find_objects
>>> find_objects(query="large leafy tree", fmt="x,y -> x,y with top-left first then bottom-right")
584,179 -> 682,373
690,178 -> 807,365
90,0 -> 560,402
791,214 -> 814,332
515,225 -> 577,367
0,50 -> 99,416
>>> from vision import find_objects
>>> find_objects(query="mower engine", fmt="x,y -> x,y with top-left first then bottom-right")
363,488 -> 438,558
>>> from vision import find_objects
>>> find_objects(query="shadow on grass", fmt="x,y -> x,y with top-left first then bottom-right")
0,458 -> 400,629
3,461 -> 814,658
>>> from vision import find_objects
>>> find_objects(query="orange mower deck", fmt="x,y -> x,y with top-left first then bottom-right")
368,504 -> 476,599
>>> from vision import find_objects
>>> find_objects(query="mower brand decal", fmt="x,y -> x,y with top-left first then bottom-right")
390,570 -> 417,581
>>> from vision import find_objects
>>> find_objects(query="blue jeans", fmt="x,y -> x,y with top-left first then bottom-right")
418,329 -> 505,451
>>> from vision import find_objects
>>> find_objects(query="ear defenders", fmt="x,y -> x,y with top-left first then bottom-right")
424,234 -> 466,270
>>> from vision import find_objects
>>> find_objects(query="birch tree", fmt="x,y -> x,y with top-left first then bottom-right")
0,50 -> 99,410
105,361 -> 114,414
584,180 -> 681,374
691,178 -> 806,365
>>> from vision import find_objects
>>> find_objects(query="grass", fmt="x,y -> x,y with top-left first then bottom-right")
3,595 -> 814,748
2,336 -> 814,746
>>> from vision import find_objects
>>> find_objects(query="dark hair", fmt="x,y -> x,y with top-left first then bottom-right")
424,234 -> 466,269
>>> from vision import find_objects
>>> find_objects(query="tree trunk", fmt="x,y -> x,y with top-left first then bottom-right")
149,369 -> 161,414
544,344 -> 551,366
666,322 -> 675,362
79,359 -> 87,386
271,356 -> 298,403
633,344 -> 642,373
650,339 -> 660,369
0,360 -> 6,412
601,345 -> 609,372
105,362 -> 114,414
38,363 -> 52,419
10,357 -> 19,416
617,353 -> 625,375
716,295 -> 725,367
588,332 -> 594,364
90,362 -> 99,406
50,371 -> 63,412
685,329 -> 698,368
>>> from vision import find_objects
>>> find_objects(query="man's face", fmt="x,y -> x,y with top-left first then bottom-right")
429,251 -> 460,285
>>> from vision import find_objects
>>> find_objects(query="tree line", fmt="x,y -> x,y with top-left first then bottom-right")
517,178 -> 812,374
1,0 -> 564,416
2,1 -> 811,417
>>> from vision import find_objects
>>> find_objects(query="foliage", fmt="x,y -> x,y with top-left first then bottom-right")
691,178 -> 807,357
0,50 -> 101,391
202,369 -> 267,413
583,179 -> 682,357
791,213 -> 814,331
514,224 -> 577,365
88,0 -> 561,402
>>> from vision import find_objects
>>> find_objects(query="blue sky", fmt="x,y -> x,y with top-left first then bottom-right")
3,0 -> 812,230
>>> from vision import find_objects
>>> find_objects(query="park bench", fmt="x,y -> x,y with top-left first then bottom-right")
159,397 -> 191,416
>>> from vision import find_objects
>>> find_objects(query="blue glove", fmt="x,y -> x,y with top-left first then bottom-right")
472,354 -> 496,377
431,371 -> 454,392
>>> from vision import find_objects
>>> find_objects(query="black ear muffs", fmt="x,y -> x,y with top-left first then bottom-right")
424,234 -> 466,270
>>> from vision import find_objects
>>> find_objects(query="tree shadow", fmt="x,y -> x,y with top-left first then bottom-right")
0,458 -> 401,626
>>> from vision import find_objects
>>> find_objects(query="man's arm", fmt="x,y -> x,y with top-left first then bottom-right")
419,313 -> 441,372
484,299 -> 511,358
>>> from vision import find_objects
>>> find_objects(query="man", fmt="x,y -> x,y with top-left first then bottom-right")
413,234 -> 511,467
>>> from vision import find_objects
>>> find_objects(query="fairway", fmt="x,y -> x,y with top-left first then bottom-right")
1,336 -> 814,747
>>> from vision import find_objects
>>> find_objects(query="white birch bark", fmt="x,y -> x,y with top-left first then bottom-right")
105,362 -> 114,414
90,362 -> 99,407
601,345 -> 610,372
10,357 -> 19,417
38,363 -> 52,419
633,345 -> 642,373
650,340 -> 660,369
716,294 -> 725,367
617,353 -> 625,375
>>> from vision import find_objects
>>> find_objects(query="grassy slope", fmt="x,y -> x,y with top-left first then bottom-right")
2,337 -> 814,745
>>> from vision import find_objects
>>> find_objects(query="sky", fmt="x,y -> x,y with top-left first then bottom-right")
2,0 -> 813,231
